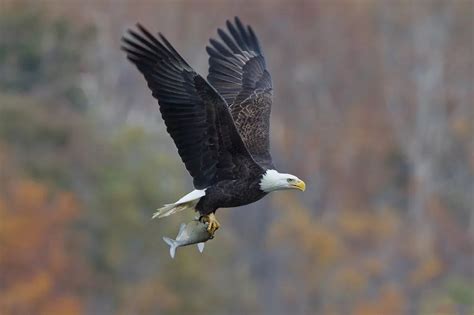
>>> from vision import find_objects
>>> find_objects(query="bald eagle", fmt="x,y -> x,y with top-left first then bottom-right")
122,17 -> 305,236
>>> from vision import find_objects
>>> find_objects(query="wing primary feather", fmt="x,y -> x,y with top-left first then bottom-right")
209,39 -> 233,57
158,33 -> 190,67
234,17 -> 251,49
218,28 -> 241,54
123,50 -> 156,65
127,30 -> 160,53
122,37 -> 156,58
136,23 -> 164,48
226,19 -> 248,51
247,26 -> 262,54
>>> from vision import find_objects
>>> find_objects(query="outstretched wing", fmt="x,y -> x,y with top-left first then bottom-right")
122,24 -> 261,189
207,17 -> 273,168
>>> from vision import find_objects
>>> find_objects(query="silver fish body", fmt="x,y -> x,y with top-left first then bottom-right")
163,219 -> 213,258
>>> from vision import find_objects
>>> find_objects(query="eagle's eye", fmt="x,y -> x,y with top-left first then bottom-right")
287,178 -> 295,183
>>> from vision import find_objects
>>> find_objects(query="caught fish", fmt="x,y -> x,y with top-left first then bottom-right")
163,219 -> 213,258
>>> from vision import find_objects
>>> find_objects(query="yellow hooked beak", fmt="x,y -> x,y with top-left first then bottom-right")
293,179 -> 306,192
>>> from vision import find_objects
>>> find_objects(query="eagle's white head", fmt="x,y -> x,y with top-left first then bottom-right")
259,169 -> 306,193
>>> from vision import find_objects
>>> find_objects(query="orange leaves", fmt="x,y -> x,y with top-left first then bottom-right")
451,115 -> 472,140
0,272 -> 52,310
410,255 -> 443,288
354,284 -> 406,315
1,2 -> 473,314
0,176 -> 84,315
1,179 -> 79,267
8,179 -> 49,211
39,296 -> 82,315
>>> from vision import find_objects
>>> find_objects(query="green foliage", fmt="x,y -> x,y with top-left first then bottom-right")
0,94 -> 78,188
447,278 -> 474,306
0,5 -> 93,108
0,95 -> 70,149
1,1 -> 473,315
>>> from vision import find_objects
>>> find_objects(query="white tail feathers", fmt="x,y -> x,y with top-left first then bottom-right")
152,189 -> 206,219
163,237 -> 178,258
153,203 -> 191,219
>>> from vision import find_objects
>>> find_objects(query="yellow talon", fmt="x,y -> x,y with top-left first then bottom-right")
200,213 -> 220,236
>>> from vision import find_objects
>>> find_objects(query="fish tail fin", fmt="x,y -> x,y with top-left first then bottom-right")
197,242 -> 205,253
163,237 -> 178,259
152,189 -> 206,219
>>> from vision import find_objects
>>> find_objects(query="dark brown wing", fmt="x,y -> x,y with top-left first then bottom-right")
207,17 -> 273,168
122,24 -> 262,189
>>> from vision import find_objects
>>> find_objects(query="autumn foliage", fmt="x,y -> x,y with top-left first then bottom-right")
0,158 -> 85,315
1,1 -> 473,315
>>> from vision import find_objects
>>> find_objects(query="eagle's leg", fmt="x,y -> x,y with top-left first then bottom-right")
200,213 -> 220,236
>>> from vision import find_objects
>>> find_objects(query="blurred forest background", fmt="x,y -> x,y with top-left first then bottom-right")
0,0 -> 473,314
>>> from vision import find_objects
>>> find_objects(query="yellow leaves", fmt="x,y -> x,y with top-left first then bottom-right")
310,224 -> 344,267
338,210 -> 372,240
268,191 -> 455,313
378,284 -> 406,314
363,257 -> 385,278
268,202 -> 344,268
337,208 -> 400,243
354,283 -> 406,315
410,255 -> 443,288
333,267 -> 368,295
451,116 -> 471,140
118,279 -> 179,315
